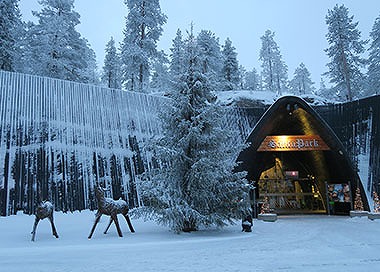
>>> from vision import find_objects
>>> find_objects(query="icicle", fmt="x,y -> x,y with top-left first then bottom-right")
0,71 -> 171,214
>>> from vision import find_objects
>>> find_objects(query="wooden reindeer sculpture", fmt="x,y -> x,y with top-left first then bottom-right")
88,186 -> 135,239
31,201 -> 59,242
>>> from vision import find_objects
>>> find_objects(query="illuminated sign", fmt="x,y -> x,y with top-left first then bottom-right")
285,171 -> 299,178
257,135 -> 330,152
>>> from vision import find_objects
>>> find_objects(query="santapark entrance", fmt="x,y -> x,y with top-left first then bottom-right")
235,96 -> 369,217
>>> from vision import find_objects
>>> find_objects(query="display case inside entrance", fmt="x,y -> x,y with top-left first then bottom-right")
326,183 -> 352,215
257,177 -> 326,214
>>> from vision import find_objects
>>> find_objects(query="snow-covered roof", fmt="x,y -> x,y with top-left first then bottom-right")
216,90 -> 331,107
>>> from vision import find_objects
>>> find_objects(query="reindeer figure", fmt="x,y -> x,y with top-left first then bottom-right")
31,201 -> 59,242
88,186 -> 135,239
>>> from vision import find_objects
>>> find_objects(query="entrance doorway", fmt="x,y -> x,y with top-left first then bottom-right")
257,157 -> 326,214
258,177 -> 326,214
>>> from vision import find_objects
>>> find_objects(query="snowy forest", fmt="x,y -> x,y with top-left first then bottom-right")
2,0 -> 380,100
1,0 -> 380,232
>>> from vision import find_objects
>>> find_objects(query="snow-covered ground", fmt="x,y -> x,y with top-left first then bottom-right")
1,211 -> 379,271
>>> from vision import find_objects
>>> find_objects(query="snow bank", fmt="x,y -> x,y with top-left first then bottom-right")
0,211 -> 379,271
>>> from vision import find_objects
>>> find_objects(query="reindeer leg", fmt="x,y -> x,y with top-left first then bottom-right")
88,213 -> 102,239
48,215 -> 59,238
112,215 -> 123,237
31,217 -> 40,242
123,214 -> 135,233
104,217 -> 113,234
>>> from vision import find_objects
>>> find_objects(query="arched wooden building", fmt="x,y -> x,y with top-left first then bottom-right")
236,96 -> 370,216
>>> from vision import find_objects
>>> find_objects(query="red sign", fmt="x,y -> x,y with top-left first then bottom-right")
285,171 -> 299,178
257,135 -> 330,152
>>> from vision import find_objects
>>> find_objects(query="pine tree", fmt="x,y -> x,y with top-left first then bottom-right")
150,50 -> 170,91
101,37 -> 121,89
289,63 -> 315,95
25,0 -> 96,83
221,38 -> 240,90
259,30 -> 288,95
317,78 -> 328,96
0,0 -> 24,71
260,196 -> 270,214
244,68 -> 261,91
367,14 -> 380,96
373,192 -> 380,213
120,0 -> 167,91
169,28 -> 185,84
237,65 -> 246,89
318,78 -> 327,95
137,28 -> 249,232
81,40 -> 99,84
314,77 -> 335,99
354,188 -> 364,211
196,29 -> 223,92
324,4 -> 367,101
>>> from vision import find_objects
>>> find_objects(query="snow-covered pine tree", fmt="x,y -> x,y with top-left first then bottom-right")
237,65 -> 246,89
367,13 -> 380,96
120,0 -> 167,92
289,63 -> 315,95
101,37 -> 121,89
137,27 -> 250,232
259,30 -> 288,95
25,0 -> 96,83
196,29 -> 223,92
314,77 -> 334,99
221,38 -> 240,91
150,50 -> 170,91
169,28 -> 185,83
0,0 -> 24,72
324,4 -> 367,101
244,68 -> 261,91
81,41 -> 99,84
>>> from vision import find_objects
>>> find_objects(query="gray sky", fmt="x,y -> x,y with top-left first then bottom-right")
19,0 -> 380,88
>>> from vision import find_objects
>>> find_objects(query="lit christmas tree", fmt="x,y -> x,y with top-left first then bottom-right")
260,196 -> 271,214
354,188 -> 364,211
373,192 -> 380,213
